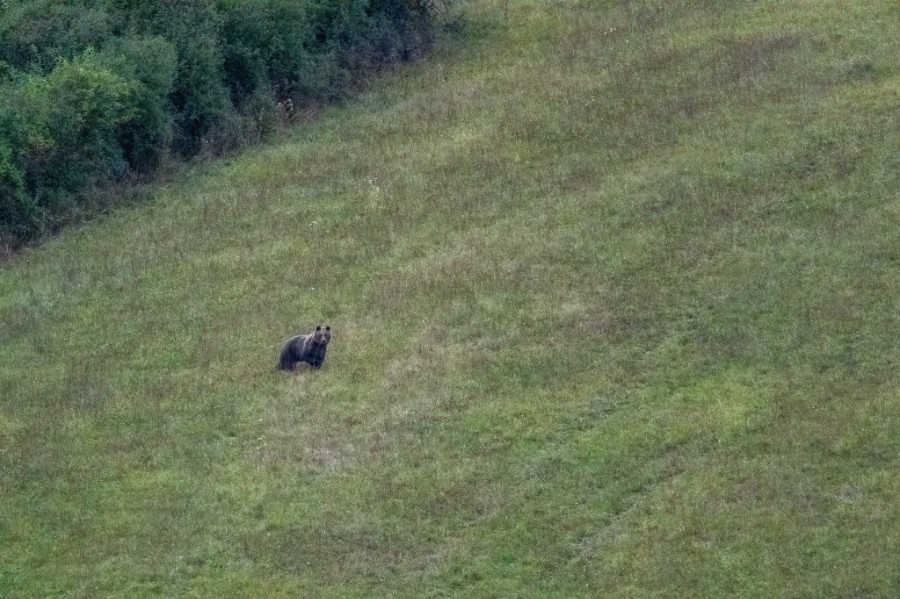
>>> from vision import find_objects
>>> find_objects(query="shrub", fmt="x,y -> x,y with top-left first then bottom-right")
0,1 -> 112,74
100,35 -> 178,172
131,0 -> 231,156
0,136 -> 30,241
219,0 -> 315,105
3,49 -> 134,237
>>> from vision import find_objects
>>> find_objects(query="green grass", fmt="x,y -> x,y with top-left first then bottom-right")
2,0 -> 899,596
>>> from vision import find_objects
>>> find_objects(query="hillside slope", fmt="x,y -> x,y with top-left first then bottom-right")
1,0 -> 899,596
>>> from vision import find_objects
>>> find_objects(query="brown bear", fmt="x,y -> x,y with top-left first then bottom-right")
279,325 -> 332,370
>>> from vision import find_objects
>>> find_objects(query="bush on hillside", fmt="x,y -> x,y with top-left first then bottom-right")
100,35 -> 179,173
0,49 -> 136,237
0,1 -> 112,74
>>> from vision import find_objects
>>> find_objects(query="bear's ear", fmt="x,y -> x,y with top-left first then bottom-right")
325,326 -> 330,331
316,325 -> 321,331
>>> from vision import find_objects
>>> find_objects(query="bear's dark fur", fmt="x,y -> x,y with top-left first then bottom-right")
279,325 -> 332,370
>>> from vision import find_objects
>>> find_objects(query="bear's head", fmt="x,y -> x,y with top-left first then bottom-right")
313,325 -> 332,346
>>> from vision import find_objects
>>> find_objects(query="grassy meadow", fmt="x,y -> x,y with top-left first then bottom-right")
2,0 -> 899,596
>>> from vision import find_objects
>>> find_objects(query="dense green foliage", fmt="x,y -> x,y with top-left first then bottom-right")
0,0 -> 432,245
